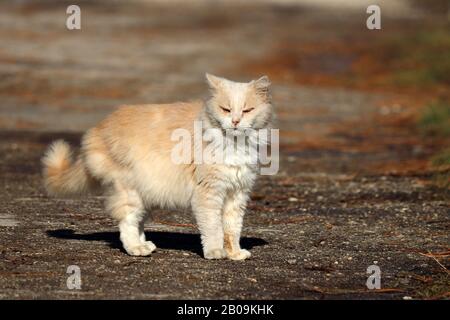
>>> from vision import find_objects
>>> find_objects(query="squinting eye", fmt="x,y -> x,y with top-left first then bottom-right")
243,108 -> 254,113
220,106 -> 231,113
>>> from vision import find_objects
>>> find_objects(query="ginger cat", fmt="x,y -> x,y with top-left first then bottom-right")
42,74 -> 274,260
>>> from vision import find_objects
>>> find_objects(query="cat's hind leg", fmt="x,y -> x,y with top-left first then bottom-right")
106,182 -> 155,256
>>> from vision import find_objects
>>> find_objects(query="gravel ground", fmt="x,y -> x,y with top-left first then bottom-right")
0,1 -> 448,299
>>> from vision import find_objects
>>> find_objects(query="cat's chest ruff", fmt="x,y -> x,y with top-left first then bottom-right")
219,164 -> 256,191
219,137 -> 259,167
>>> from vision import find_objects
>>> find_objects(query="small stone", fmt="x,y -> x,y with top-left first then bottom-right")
334,261 -> 339,265
347,257 -> 353,260
287,259 -> 297,265
288,197 -> 298,202
373,260 -> 378,264
248,278 -> 257,283
403,296 -> 413,300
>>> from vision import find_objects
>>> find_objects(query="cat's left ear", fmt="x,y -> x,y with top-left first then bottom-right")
251,75 -> 271,96
205,73 -> 224,90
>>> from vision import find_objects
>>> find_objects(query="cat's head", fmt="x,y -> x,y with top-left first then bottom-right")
204,74 -> 273,134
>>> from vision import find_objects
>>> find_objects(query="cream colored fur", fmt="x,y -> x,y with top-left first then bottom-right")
42,74 -> 274,260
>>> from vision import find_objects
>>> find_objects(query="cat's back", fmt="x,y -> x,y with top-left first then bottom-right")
85,100 -> 203,164
98,101 -> 202,133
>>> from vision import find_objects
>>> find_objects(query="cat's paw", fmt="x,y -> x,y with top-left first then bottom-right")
125,241 -> 156,256
204,248 -> 227,260
227,249 -> 251,261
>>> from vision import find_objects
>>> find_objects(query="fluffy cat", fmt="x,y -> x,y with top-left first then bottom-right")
42,74 -> 274,260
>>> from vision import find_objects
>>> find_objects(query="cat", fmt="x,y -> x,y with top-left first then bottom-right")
42,74 -> 274,260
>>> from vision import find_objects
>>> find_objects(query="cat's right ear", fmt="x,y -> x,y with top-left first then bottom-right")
205,73 -> 223,90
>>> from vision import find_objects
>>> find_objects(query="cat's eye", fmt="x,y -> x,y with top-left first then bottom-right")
220,106 -> 231,113
243,108 -> 254,113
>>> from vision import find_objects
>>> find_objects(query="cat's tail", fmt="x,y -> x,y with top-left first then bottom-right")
42,140 -> 96,197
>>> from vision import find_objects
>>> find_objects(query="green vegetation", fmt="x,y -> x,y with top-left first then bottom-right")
396,26 -> 450,188
419,101 -> 450,137
419,101 -> 450,188
388,28 -> 450,87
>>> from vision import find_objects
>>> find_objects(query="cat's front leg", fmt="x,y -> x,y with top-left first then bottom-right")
222,191 -> 251,260
191,187 -> 226,259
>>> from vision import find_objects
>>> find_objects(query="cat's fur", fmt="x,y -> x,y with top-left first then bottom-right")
42,74 -> 274,260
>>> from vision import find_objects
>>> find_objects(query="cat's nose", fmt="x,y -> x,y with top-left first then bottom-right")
232,118 -> 240,126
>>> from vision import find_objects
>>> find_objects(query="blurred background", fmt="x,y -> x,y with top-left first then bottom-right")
1,0 -> 449,180
0,0 -> 448,299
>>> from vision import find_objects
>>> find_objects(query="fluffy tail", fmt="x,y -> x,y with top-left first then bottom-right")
42,140 -> 96,197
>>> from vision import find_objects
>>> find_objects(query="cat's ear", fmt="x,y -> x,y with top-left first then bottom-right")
251,75 -> 271,96
205,73 -> 224,90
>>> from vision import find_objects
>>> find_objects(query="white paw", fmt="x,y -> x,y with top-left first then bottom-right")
204,248 -> 227,260
125,241 -> 156,256
143,241 -> 157,252
228,249 -> 251,261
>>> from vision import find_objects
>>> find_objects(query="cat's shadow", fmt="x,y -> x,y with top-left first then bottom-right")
46,229 -> 268,257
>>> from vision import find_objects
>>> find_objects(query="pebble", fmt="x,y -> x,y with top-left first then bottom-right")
287,259 -> 297,265
288,197 -> 298,202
